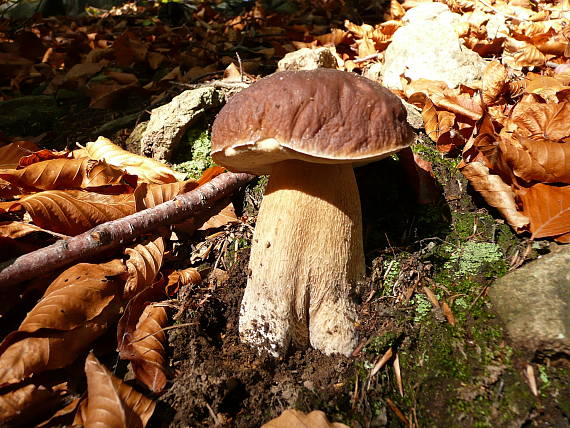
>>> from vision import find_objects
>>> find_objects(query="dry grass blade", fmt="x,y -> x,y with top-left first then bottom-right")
371,347 -> 394,377
461,162 -> 529,230
441,302 -> 456,326
124,237 -> 165,299
0,158 -> 137,192
84,353 -> 156,428
393,353 -> 404,397
13,190 -> 135,235
85,137 -> 183,184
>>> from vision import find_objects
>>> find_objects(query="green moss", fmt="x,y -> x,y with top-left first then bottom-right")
172,128 -> 215,179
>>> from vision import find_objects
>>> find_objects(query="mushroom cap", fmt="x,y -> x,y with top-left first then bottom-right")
211,69 -> 413,175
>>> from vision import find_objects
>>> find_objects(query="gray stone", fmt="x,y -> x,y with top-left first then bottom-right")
140,87 -> 222,162
277,47 -> 338,72
382,4 -> 486,90
489,245 -> 570,357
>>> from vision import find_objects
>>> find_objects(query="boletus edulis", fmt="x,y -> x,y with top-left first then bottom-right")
211,69 -> 412,356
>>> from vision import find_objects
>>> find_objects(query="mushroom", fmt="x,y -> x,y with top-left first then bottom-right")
211,69 -> 412,356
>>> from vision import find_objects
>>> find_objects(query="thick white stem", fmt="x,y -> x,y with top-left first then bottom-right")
239,160 -> 365,356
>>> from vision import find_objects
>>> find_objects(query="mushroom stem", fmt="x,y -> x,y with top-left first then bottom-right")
239,160 -> 365,356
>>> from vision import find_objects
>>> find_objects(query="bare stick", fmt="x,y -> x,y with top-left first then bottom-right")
0,172 -> 255,288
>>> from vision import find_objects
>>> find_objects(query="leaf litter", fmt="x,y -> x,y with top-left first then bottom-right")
1,0 -> 570,426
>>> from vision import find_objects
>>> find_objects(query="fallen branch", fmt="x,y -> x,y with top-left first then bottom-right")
0,172 -> 255,288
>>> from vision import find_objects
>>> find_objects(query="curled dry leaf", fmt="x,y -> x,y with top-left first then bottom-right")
84,353 -> 156,428
498,137 -> 570,184
18,149 -> 72,168
134,179 -> 199,211
0,158 -> 137,192
124,236 -> 165,299
165,267 -> 201,295
126,303 -> 169,393
0,382 -> 67,426
520,183 -> 570,240
85,137 -> 183,184
482,61 -> 508,106
504,37 -> 546,68
507,101 -> 570,142
11,190 -> 135,235
261,409 -> 350,428
420,97 -> 456,150
461,162 -> 529,230
0,260 -> 126,387
0,140 -> 40,169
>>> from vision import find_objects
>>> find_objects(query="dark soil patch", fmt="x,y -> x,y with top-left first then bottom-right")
155,252 -> 356,428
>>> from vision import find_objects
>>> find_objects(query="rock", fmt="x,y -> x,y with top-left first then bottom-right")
277,47 -> 338,72
125,121 -> 148,154
140,87 -> 222,162
489,245 -> 570,357
382,3 -> 486,90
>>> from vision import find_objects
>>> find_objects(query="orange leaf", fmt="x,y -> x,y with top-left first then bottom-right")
85,137 -> 183,184
13,190 -> 135,235
134,179 -> 199,211
0,141 -> 39,169
0,260 -> 126,387
520,183 -> 570,240
124,237 -> 165,299
84,353 -> 155,428
421,97 -> 456,151
498,137 -> 570,184
508,102 -> 570,142
0,158 -> 137,192
481,61 -> 508,106
461,162 -> 529,230
262,409 -> 349,428
127,304 -> 169,393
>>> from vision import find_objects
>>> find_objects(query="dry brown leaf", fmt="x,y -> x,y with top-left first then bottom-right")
0,221 -> 67,240
482,61 -> 508,106
420,97 -> 457,150
520,183 -> 570,240
0,260 -> 126,386
525,75 -> 570,103
0,382 -> 67,426
0,141 -> 40,169
508,101 -> 570,142
12,190 -> 135,235
84,353 -> 155,428
461,162 -> 529,230
504,38 -> 546,68
198,202 -> 238,230
18,149 -> 72,168
85,137 -> 183,184
0,158 -> 137,192
134,179 -> 199,211
498,137 -> 570,184
262,409 -> 349,428
126,304 -> 169,393
124,237 -> 165,299
165,267 -> 201,295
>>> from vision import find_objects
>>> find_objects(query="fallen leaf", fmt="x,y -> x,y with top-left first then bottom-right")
84,353 -> 155,428
262,409 -> 349,428
520,183 -> 570,240
0,141 -> 40,169
481,61 -> 508,106
0,260 -> 126,387
461,162 -> 529,230
124,237 -> 165,299
0,158 -> 137,192
12,190 -> 135,236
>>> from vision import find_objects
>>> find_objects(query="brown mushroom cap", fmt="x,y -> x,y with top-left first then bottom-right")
211,69 -> 412,175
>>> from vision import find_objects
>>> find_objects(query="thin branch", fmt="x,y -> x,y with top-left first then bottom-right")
0,172 -> 255,288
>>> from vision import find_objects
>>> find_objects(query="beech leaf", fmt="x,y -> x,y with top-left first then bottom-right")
124,237 -> 165,299
84,353 -> 155,428
461,162 -> 529,230
262,409 -> 350,428
85,137 -> 184,184
0,140 -> 40,169
520,183 -> 570,240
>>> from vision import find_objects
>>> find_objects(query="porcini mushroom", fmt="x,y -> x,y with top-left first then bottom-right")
211,69 -> 412,356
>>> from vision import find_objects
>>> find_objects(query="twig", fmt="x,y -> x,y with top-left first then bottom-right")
477,0 -> 522,21
0,172 -> 255,288
386,398 -> 409,425
353,53 -> 382,63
